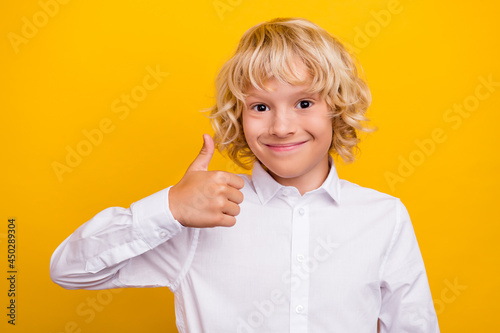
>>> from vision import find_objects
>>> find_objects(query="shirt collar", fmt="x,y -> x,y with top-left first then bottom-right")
251,155 -> 341,205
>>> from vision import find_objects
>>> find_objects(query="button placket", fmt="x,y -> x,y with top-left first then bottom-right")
289,205 -> 310,332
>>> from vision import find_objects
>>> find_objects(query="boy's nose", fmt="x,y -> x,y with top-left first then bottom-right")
269,109 -> 296,137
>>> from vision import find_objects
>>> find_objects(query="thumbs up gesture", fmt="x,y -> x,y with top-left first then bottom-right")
168,134 -> 245,228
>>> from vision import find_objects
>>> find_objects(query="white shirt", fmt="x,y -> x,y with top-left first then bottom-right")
50,156 -> 440,333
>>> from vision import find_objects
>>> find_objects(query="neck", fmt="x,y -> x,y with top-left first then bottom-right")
263,155 -> 331,196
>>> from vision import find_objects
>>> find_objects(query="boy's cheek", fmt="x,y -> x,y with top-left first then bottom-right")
241,122 -> 260,144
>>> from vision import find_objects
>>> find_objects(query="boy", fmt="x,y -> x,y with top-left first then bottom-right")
50,17 -> 440,332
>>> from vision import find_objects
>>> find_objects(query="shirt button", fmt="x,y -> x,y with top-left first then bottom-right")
297,254 -> 305,262
159,230 -> 168,239
298,208 -> 305,215
295,305 -> 304,313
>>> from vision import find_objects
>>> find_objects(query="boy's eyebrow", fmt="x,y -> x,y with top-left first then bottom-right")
245,89 -> 318,98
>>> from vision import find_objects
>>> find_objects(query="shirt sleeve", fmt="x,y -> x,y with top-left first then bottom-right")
378,199 -> 440,333
49,186 -> 196,291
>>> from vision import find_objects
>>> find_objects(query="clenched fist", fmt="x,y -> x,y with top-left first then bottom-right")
168,134 -> 245,227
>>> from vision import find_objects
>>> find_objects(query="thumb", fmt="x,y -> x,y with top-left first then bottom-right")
186,134 -> 215,172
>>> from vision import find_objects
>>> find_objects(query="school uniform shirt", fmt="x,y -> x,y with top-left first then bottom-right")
50,156 -> 440,333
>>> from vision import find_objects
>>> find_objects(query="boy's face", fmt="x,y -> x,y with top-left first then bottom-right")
242,63 -> 333,193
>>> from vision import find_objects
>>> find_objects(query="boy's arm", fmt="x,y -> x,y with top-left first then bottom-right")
50,134 -> 244,290
49,187 -> 186,290
378,200 -> 440,333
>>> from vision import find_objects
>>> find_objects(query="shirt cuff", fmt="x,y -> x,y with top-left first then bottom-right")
130,186 -> 185,249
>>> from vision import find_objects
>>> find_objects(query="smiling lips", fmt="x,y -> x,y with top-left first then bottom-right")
264,141 -> 308,152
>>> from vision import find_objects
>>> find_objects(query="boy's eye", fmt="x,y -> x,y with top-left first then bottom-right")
296,100 -> 313,109
250,101 -> 312,112
252,104 -> 269,112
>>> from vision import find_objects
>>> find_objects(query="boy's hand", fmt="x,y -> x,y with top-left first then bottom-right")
168,134 -> 245,228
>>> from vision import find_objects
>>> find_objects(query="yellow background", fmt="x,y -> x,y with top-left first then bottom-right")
2,0 -> 499,332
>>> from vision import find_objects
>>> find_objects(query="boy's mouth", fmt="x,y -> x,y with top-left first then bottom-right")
264,141 -> 308,152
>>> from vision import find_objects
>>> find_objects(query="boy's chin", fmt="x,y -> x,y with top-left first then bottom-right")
257,154 -> 331,189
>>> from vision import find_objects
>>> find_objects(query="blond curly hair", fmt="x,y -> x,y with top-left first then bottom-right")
205,17 -> 373,169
